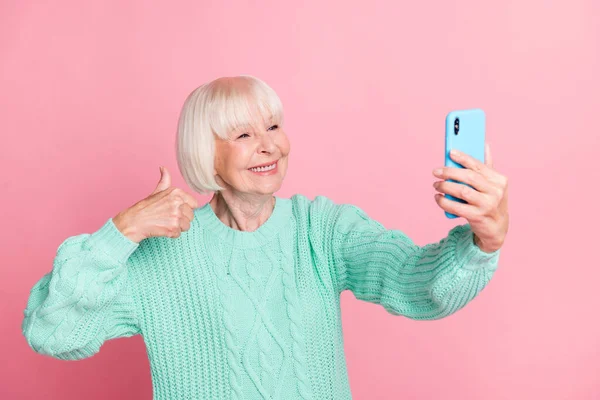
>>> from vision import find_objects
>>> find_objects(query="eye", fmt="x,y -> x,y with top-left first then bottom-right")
237,133 -> 250,139
268,125 -> 279,131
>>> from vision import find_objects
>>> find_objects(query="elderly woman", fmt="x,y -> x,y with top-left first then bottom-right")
22,75 -> 509,399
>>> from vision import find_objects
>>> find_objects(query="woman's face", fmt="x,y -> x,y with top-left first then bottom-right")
213,117 -> 290,196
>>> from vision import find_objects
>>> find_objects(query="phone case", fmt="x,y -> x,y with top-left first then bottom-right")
444,108 -> 486,219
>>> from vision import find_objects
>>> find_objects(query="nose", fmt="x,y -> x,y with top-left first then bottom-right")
258,132 -> 276,154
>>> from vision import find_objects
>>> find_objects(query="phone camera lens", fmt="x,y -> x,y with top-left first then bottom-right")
454,118 -> 459,135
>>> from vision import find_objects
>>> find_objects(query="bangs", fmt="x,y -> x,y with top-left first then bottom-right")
207,76 -> 284,140
175,75 -> 285,194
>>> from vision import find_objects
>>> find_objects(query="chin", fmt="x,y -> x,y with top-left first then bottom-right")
255,182 -> 283,195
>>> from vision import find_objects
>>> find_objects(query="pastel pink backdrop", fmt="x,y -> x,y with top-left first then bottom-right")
2,0 -> 599,399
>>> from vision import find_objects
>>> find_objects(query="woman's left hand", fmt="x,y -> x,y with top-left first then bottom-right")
432,143 -> 509,253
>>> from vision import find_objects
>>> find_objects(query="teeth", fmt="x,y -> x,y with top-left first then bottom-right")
250,163 -> 276,172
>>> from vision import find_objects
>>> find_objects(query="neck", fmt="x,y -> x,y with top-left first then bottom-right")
209,191 -> 275,232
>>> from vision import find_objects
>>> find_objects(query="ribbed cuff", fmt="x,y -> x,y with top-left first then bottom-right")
452,224 -> 501,271
87,217 -> 140,265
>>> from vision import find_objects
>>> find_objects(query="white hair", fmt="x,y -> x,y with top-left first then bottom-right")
175,75 -> 285,195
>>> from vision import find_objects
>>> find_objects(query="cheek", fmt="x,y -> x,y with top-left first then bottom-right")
215,143 -> 248,176
277,135 -> 291,155
224,144 -> 251,166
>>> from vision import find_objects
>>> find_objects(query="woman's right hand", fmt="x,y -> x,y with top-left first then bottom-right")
112,166 -> 200,243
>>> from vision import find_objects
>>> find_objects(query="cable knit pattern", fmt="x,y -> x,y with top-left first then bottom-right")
206,240 -> 244,400
22,194 -> 501,399
278,226 -> 313,400
327,200 -> 501,320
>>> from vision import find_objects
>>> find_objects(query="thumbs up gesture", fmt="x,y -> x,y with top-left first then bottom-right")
112,166 -> 200,243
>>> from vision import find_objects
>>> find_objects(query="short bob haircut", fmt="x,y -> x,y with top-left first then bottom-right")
176,75 -> 285,195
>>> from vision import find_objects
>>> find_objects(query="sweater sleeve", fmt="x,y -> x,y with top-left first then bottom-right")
21,217 -> 142,360
328,201 -> 501,320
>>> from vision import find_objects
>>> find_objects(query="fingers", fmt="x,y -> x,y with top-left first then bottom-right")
434,193 -> 479,220
175,188 -> 200,209
448,148 -> 506,187
155,187 -> 199,209
433,166 -> 492,193
434,144 -> 508,225
150,166 -> 199,209
433,180 -> 486,207
180,202 -> 195,224
167,202 -> 194,238
449,149 -> 490,175
178,214 -> 191,233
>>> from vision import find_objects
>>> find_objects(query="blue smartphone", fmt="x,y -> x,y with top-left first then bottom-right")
444,108 -> 486,219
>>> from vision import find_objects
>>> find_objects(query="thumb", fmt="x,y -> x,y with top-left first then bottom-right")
152,166 -> 171,194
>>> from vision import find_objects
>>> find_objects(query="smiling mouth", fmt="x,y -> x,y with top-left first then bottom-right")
248,160 -> 278,172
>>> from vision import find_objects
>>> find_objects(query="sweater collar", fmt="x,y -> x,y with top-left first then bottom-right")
195,196 -> 292,248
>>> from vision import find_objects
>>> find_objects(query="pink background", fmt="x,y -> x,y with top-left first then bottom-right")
2,0 -> 599,399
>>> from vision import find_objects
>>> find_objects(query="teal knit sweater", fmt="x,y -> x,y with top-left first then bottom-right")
22,194 -> 501,399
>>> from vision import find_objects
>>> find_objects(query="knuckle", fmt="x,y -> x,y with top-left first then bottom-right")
494,187 -> 504,200
467,171 -> 478,184
171,207 -> 182,219
166,225 -> 181,238
169,195 -> 183,208
461,185 -> 471,198
475,175 -> 486,187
